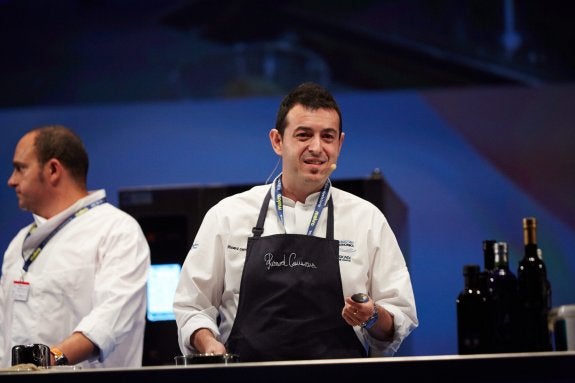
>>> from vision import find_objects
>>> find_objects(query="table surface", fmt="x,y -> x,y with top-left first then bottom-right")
2,351 -> 574,383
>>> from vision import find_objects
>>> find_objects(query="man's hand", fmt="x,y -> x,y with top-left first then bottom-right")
191,328 -> 227,354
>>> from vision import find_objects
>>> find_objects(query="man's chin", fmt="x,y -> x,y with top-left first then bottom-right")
18,201 -> 30,212
303,172 -> 328,185
305,164 -> 327,175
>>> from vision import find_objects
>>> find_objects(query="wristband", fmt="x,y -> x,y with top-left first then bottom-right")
50,347 -> 68,366
361,304 -> 379,330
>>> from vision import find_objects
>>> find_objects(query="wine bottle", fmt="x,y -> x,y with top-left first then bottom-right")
485,241 -> 519,352
456,264 -> 490,354
516,217 -> 552,351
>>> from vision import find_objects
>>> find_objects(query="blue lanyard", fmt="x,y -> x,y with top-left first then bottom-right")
274,176 -> 331,236
21,198 -> 106,272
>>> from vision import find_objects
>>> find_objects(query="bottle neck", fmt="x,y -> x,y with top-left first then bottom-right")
494,241 -> 510,269
523,217 -> 540,260
523,217 -> 537,245
483,240 -> 497,271
524,243 -> 539,259
465,274 -> 479,289
463,265 -> 481,289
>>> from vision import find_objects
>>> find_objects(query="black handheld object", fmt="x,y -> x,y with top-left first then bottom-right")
351,293 -> 369,303
11,344 -> 50,368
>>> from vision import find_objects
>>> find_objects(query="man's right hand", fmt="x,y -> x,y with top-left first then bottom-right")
191,328 -> 227,354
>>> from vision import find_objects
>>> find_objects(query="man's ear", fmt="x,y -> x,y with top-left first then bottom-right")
45,158 -> 63,184
269,129 -> 283,156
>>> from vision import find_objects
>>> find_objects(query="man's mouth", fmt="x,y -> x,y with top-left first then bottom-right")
303,159 -> 326,166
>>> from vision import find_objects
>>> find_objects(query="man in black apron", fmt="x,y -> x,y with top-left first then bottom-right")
176,82 -> 413,362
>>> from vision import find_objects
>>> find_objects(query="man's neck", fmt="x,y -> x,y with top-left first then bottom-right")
281,177 -> 325,204
38,188 -> 90,219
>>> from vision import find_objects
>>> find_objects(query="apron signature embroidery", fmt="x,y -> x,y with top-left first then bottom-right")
264,252 -> 318,270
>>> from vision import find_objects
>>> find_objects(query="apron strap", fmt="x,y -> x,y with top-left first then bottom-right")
326,197 -> 334,240
252,187 -> 272,238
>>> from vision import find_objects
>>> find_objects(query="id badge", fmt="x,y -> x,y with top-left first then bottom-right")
13,280 -> 30,301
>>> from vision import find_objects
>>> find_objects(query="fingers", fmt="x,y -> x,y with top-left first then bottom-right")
204,339 -> 227,355
342,307 -> 362,327
342,296 -> 373,327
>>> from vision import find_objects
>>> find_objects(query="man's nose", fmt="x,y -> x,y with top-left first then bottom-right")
308,135 -> 321,152
7,171 -> 17,188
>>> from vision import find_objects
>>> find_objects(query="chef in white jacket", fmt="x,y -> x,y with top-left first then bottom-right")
0,125 -> 150,368
174,82 -> 418,361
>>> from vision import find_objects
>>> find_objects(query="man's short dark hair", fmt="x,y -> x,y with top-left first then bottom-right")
32,125 -> 89,187
274,82 -> 342,136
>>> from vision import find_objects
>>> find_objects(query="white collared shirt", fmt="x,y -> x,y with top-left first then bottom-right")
0,190 -> 151,368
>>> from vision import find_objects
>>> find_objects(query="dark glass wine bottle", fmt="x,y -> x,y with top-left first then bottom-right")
456,264 -> 490,354
485,241 -> 519,353
516,217 -> 552,352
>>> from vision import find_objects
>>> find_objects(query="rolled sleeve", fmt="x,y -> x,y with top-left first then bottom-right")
174,205 -> 227,354
74,215 -> 150,361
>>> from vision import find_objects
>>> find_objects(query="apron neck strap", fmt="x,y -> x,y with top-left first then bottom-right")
252,187 -> 334,239
252,189 -> 272,238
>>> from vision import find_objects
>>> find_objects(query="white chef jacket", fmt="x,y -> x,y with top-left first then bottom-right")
0,190 -> 150,368
174,178 -> 418,357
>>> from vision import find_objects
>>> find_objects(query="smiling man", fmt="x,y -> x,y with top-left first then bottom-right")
173,82 -> 418,362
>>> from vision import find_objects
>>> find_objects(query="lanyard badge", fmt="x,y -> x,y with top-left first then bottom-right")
12,280 -> 30,301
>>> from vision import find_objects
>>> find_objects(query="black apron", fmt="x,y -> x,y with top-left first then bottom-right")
226,189 -> 366,362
